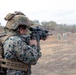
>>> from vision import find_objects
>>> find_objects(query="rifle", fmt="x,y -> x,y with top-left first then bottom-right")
29,26 -> 51,52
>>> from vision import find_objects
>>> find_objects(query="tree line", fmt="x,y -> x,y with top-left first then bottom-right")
32,20 -> 76,34
0,20 -> 76,34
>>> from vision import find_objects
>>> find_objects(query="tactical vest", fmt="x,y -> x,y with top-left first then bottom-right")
0,33 -> 28,73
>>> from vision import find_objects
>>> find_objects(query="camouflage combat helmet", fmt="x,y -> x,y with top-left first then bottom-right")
4,11 -> 32,30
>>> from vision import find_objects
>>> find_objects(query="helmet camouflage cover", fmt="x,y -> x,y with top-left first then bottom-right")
4,12 -> 32,30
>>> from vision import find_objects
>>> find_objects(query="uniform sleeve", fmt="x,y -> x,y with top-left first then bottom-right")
3,36 -> 41,65
15,37 -> 41,65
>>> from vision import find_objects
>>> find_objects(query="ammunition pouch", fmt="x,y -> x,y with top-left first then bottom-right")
0,57 -> 28,71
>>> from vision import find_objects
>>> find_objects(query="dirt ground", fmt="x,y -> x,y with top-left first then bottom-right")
31,36 -> 76,75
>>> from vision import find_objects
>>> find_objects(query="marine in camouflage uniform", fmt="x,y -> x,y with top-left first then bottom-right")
3,11 -> 42,75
